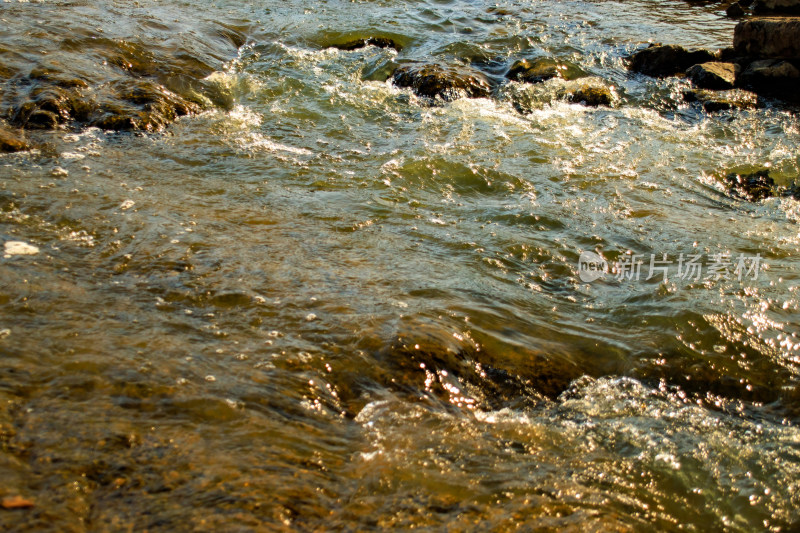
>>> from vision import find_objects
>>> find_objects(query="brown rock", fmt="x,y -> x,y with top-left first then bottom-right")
1,496 -> 35,509
683,88 -> 760,111
506,57 -> 586,84
568,84 -> 613,106
686,62 -> 739,89
0,125 -> 30,153
734,18 -> 800,59
752,0 -> 800,14
29,66 -> 89,89
392,63 -> 492,101
628,44 -> 718,78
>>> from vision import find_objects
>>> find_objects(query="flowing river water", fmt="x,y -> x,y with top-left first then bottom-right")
1,0 -> 800,530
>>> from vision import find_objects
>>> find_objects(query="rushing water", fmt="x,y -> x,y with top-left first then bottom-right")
1,0 -> 800,530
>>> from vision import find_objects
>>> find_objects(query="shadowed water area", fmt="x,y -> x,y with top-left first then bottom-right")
1,0 -> 800,530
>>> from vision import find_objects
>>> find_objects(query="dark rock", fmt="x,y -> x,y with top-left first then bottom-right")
568,84 -> 613,106
0,124 -> 30,153
752,0 -> 800,14
628,44 -> 719,77
90,79 -> 200,132
737,58 -> 800,97
726,2 -> 747,17
10,86 -> 80,129
506,57 -> 586,84
392,63 -> 492,101
724,169 -> 775,200
25,110 -> 60,130
719,47 -> 741,62
683,88 -> 759,111
333,37 -> 402,52
740,0 -> 755,6
734,18 -> 800,59
686,62 -> 739,89
10,75 -> 201,132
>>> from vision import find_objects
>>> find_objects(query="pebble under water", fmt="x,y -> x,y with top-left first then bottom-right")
1,0 -> 800,530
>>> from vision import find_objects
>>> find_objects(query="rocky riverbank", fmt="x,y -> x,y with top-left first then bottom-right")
625,6 -> 799,200
1,4 -> 796,157
629,15 -> 800,105
0,23 -> 246,152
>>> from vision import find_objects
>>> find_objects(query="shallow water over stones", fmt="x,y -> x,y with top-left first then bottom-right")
1,0 -> 800,531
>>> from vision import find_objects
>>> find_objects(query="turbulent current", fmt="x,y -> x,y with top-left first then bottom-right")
1,0 -> 799,530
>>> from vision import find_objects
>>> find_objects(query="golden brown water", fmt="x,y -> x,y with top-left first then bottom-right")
1,0 -> 799,530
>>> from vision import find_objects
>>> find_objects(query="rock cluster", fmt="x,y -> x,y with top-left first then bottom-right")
629,15 -> 800,107
0,28 -> 246,152
726,0 -> 800,18
330,36 -> 616,109
627,13 -> 799,200
386,57 -> 615,108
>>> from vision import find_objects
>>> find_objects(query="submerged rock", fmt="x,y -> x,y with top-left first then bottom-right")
506,57 -> 586,84
503,76 -> 616,112
724,169 -> 776,200
0,61 -> 16,81
94,79 -> 199,131
371,325 -> 584,409
11,85 -> 83,129
1,29 -> 242,133
683,88 -> 759,111
332,37 -> 402,52
500,77 -> 619,114
391,63 -> 492,101
734,18 -> 800,59
686,62 -> 739,89
9,77 -> 200,132
28,66 -> 89,89
628,44 -> 718,77
567,84 -> 614,106
0,124 -> 30,152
